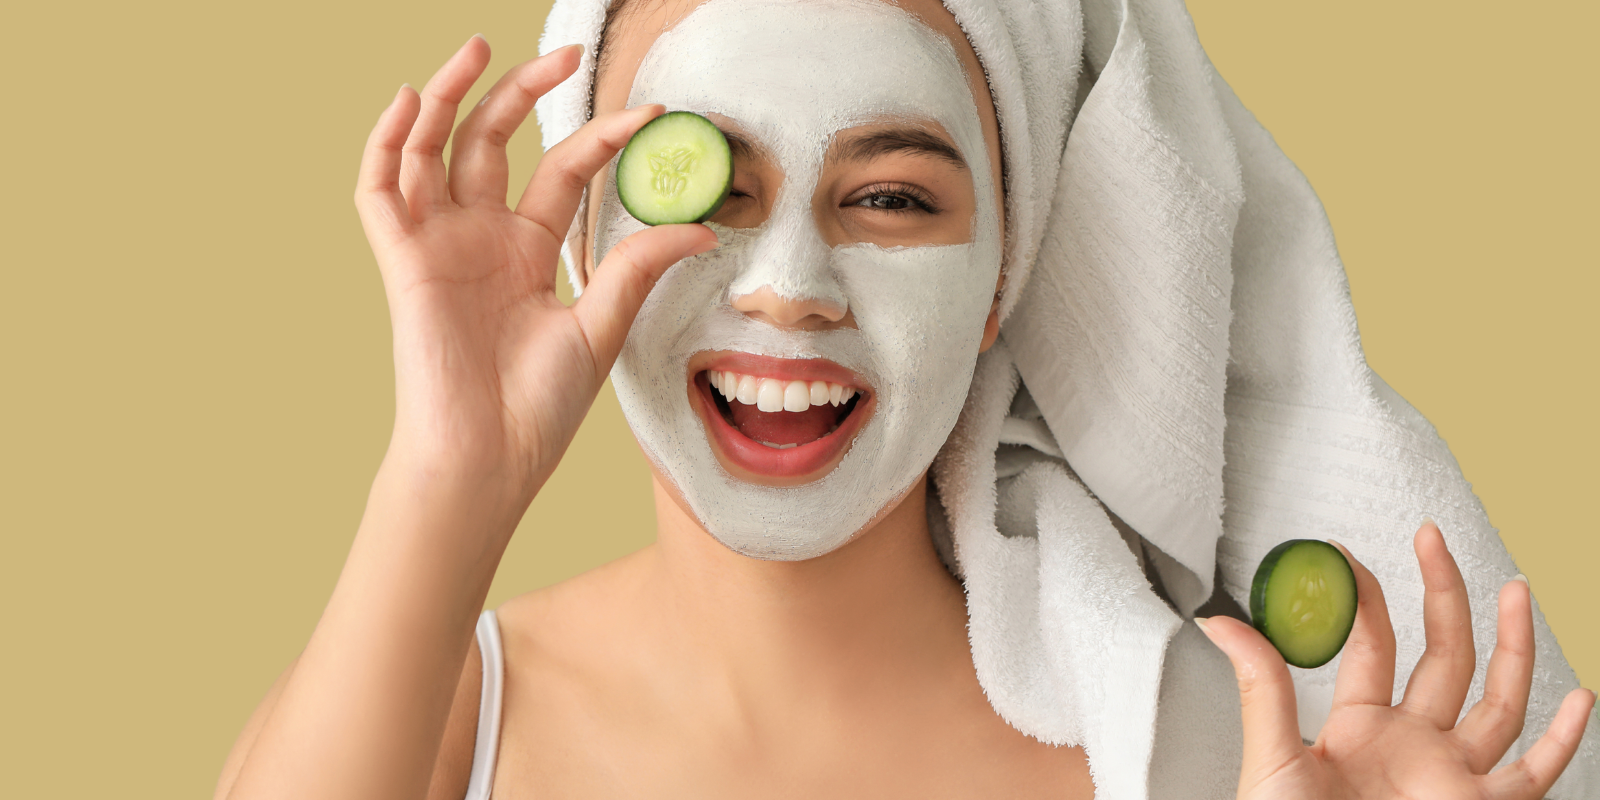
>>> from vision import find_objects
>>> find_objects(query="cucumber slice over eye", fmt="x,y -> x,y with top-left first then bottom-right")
615,111 -> 733,226
1249,539 -> 1359,669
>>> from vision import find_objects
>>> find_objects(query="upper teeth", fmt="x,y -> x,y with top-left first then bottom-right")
708,370 -> 858,413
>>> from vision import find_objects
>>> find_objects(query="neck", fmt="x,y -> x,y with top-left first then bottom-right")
640,472 -> 971,705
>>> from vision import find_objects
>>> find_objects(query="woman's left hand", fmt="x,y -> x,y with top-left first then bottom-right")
1200,522 -> 1594,799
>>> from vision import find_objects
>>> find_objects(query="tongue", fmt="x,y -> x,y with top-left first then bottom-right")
729,402 -> 840,446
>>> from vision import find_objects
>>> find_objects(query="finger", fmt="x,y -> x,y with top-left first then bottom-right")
399,34 -> 493,213
1482,687 -> 1595,800
1196,616 -> 1306,777
1400,522 -> 1477,728
572,224 -> 718,370
514,104 -> 665,240
1329,540 -> 1398,710
1454,577 -> 1535,773
448,44 -> 584,207
355,85 -> 423,238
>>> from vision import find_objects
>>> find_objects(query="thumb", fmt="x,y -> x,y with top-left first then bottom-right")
1197,616 -> 1308,781
573,224 -> 718,370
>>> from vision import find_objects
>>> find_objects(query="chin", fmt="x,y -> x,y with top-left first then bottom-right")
647,447 -> 933,564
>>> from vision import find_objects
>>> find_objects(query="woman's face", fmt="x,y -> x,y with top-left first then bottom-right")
586,0 -> 1007,560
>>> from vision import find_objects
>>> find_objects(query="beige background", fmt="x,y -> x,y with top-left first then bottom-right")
0,0 -> 1593,795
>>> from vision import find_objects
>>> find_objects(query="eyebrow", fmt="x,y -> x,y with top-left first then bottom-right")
721,129 -> 759,162
830,128 -> 968,170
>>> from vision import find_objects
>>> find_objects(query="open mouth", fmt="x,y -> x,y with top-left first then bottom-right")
689,355 -> 873,483
707,369 -> 863,447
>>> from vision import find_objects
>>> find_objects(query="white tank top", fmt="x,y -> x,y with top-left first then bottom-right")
464,609 -> 505,800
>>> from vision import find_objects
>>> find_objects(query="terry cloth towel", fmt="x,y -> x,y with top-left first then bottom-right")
534,0 -> 1599,797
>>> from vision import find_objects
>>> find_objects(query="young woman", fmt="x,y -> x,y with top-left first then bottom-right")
214,0 -> 1595,797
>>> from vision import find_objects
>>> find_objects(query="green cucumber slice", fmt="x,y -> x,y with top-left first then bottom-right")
1249,539 -> 1358,668
615,111 -> 733,226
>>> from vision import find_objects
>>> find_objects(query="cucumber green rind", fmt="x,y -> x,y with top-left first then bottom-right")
615,111 -> 733,226
1249,539 -> 1359,669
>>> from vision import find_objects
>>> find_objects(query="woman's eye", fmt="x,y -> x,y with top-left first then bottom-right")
859,194 -> 911,210
846,184 -> 939,214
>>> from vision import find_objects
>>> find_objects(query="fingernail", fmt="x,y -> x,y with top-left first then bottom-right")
1421,514 -> 1437,528
472,32 -> 487,42
1513,573 -> 1528,586
400,83 -> 413,92
689,238 -> 720,256
1194,617 -> 1212,636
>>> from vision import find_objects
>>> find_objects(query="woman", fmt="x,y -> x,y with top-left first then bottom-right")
214,0 -> 1596,796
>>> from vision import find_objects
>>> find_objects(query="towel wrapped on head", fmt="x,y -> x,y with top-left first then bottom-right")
535,0 -> 1599,796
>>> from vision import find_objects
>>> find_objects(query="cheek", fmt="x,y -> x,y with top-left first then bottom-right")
835,245 -> 998,378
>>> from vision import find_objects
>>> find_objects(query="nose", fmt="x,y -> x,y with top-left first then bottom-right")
730,285 -> 847,327
726,185 -> 849,330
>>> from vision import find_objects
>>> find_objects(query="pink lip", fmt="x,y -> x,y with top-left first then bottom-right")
687,353 -> 874,483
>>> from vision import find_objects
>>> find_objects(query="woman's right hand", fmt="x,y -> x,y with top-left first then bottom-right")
216,39 -> 715,800
356,36 -> 716,504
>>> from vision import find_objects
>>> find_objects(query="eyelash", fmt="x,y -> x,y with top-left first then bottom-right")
847,183 -> 942,215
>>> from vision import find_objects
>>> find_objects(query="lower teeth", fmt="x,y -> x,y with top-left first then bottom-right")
758,441 -> 799,449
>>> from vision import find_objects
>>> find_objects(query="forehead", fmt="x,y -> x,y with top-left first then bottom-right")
593,0 -> 999,134
628,0 -> 975,154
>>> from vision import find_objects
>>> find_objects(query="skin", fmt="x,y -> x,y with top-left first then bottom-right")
213,3 -> 1594,798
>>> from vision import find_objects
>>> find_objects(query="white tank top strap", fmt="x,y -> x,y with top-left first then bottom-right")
464,609 -> 505,800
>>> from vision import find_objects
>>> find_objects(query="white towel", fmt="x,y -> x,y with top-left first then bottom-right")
535,0 -> 1598,797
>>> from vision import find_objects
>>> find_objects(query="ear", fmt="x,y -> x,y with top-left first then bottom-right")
977,305 -> 1001,353
977,276 -> 1003,353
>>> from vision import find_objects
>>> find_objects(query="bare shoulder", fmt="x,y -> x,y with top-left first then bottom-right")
473,551 -> 671,797
493,548 -> 657,668
420,551 -> 653,800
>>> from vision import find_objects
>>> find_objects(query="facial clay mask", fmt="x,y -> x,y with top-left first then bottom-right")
595,0 -> 1002,559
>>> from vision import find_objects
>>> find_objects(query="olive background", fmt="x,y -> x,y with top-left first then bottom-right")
1,0 -> 1594,795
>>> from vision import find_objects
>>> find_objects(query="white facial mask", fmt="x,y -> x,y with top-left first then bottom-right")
595,0 -> 1002,559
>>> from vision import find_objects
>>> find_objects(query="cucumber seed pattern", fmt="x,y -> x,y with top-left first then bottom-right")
1287,568 -> 1332,633
649,145 -> 698,198
615,112 -> 731,225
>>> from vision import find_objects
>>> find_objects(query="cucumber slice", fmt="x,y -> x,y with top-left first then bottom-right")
1249,539 -> 1358,668
615,111 -> 733,226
